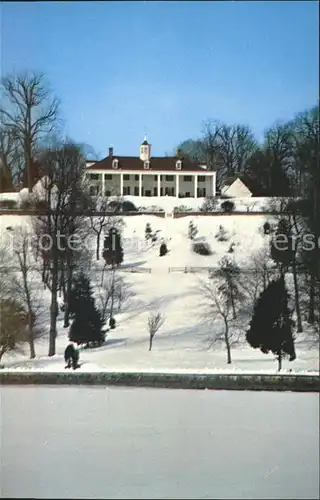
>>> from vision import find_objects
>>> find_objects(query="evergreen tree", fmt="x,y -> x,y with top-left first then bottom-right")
159,242 -> 168,256
68,272 -> 105,346
145,222 -> 152,240
188,220 -> 198,240
246,276 -> 296,371
102,227 -> 124,267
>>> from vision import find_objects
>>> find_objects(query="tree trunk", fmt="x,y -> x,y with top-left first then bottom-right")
25,112 -> 32,193
231,293 -> 236,320
223,316 -> 231,364
308,275 -> 315,324
48,261 -> 58,356
63,262 -> 73,328
277,351 -> 282,372
149,335 -> 153,351
292,258 -> 303,333
96,233 -> 100,261
109,266 -> 115,320
28,327 -> 36,359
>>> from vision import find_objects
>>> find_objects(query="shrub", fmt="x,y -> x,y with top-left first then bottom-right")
228,242 -> 235,253
193,241 -> 212,255
215,225 -> 229,242
109,317 -> 116,329
19,199 -> 34,210
221,200 -> 235,213
263,221 -> 271,235
107,200 -> 137,212
174,205 -> 193,212
0,199 -> 18,209
200,197 -> 218,212
159,242 -> 168,256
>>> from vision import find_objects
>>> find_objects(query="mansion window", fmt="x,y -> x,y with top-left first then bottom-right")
123,174 -> 130,180
123,186 -> 131,195
135,175 -> 139,181
184,175 -> 192,182
198,176 -> 205,182
90,173 -> 99,180
165,175 -> 174,181
105,174 -> 112,180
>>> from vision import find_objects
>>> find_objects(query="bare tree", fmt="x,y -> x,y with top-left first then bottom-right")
89,194 -> 124,261
200,279 -> 241,364
97,267 -> 132,323
148,311 -> 165,351
32,140 -> 89,356
201,121 -> 258,187
242,199 -> 258,213
10,227 -> 43,358
242,246 -> 278,307
0,71 -> 59,192
0,124 -> 23,190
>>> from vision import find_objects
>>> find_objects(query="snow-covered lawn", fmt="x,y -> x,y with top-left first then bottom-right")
0,213 -> 319,374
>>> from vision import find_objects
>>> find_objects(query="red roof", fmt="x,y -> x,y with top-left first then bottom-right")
86,155 -> 208,173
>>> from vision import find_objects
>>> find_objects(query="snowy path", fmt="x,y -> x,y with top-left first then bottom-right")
1,387 -> 319,499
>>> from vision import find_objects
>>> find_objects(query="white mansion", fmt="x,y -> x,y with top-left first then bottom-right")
85,137 -> 216,198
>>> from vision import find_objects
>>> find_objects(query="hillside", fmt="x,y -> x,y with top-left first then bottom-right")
0,213 -> 318,373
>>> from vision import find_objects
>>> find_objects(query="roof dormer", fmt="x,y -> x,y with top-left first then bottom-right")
175,160 -> 182,170
144,160 -> 150,169
112,158 -> 119,169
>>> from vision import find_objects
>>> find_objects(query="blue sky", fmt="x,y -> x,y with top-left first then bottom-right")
1,1 -> 319,158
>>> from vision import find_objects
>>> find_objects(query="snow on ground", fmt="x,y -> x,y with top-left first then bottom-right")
2,387 -> 319,499
0,212 -> 319,374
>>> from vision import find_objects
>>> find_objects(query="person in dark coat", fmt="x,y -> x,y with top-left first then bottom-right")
64,343 -> 79,369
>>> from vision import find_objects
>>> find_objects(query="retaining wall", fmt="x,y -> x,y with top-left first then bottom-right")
0,371 -> 319,392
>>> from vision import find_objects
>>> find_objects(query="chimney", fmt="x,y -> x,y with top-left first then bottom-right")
109,147 -> 113,157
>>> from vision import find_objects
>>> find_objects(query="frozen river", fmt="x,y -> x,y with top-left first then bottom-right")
1,386 -> 319,499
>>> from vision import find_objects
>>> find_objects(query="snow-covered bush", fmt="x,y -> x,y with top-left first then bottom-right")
200,197 -> 219,212
192,241 -> 212,256
215,225 -> 229,242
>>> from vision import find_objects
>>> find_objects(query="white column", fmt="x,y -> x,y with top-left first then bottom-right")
175,174 -> 179,198
157,175 -> 161,196
101,173 -> 105,196
120,173 -> 123,196
212,172 -> 216,197
139,174 -> 142,196
194,175 -> 198,198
